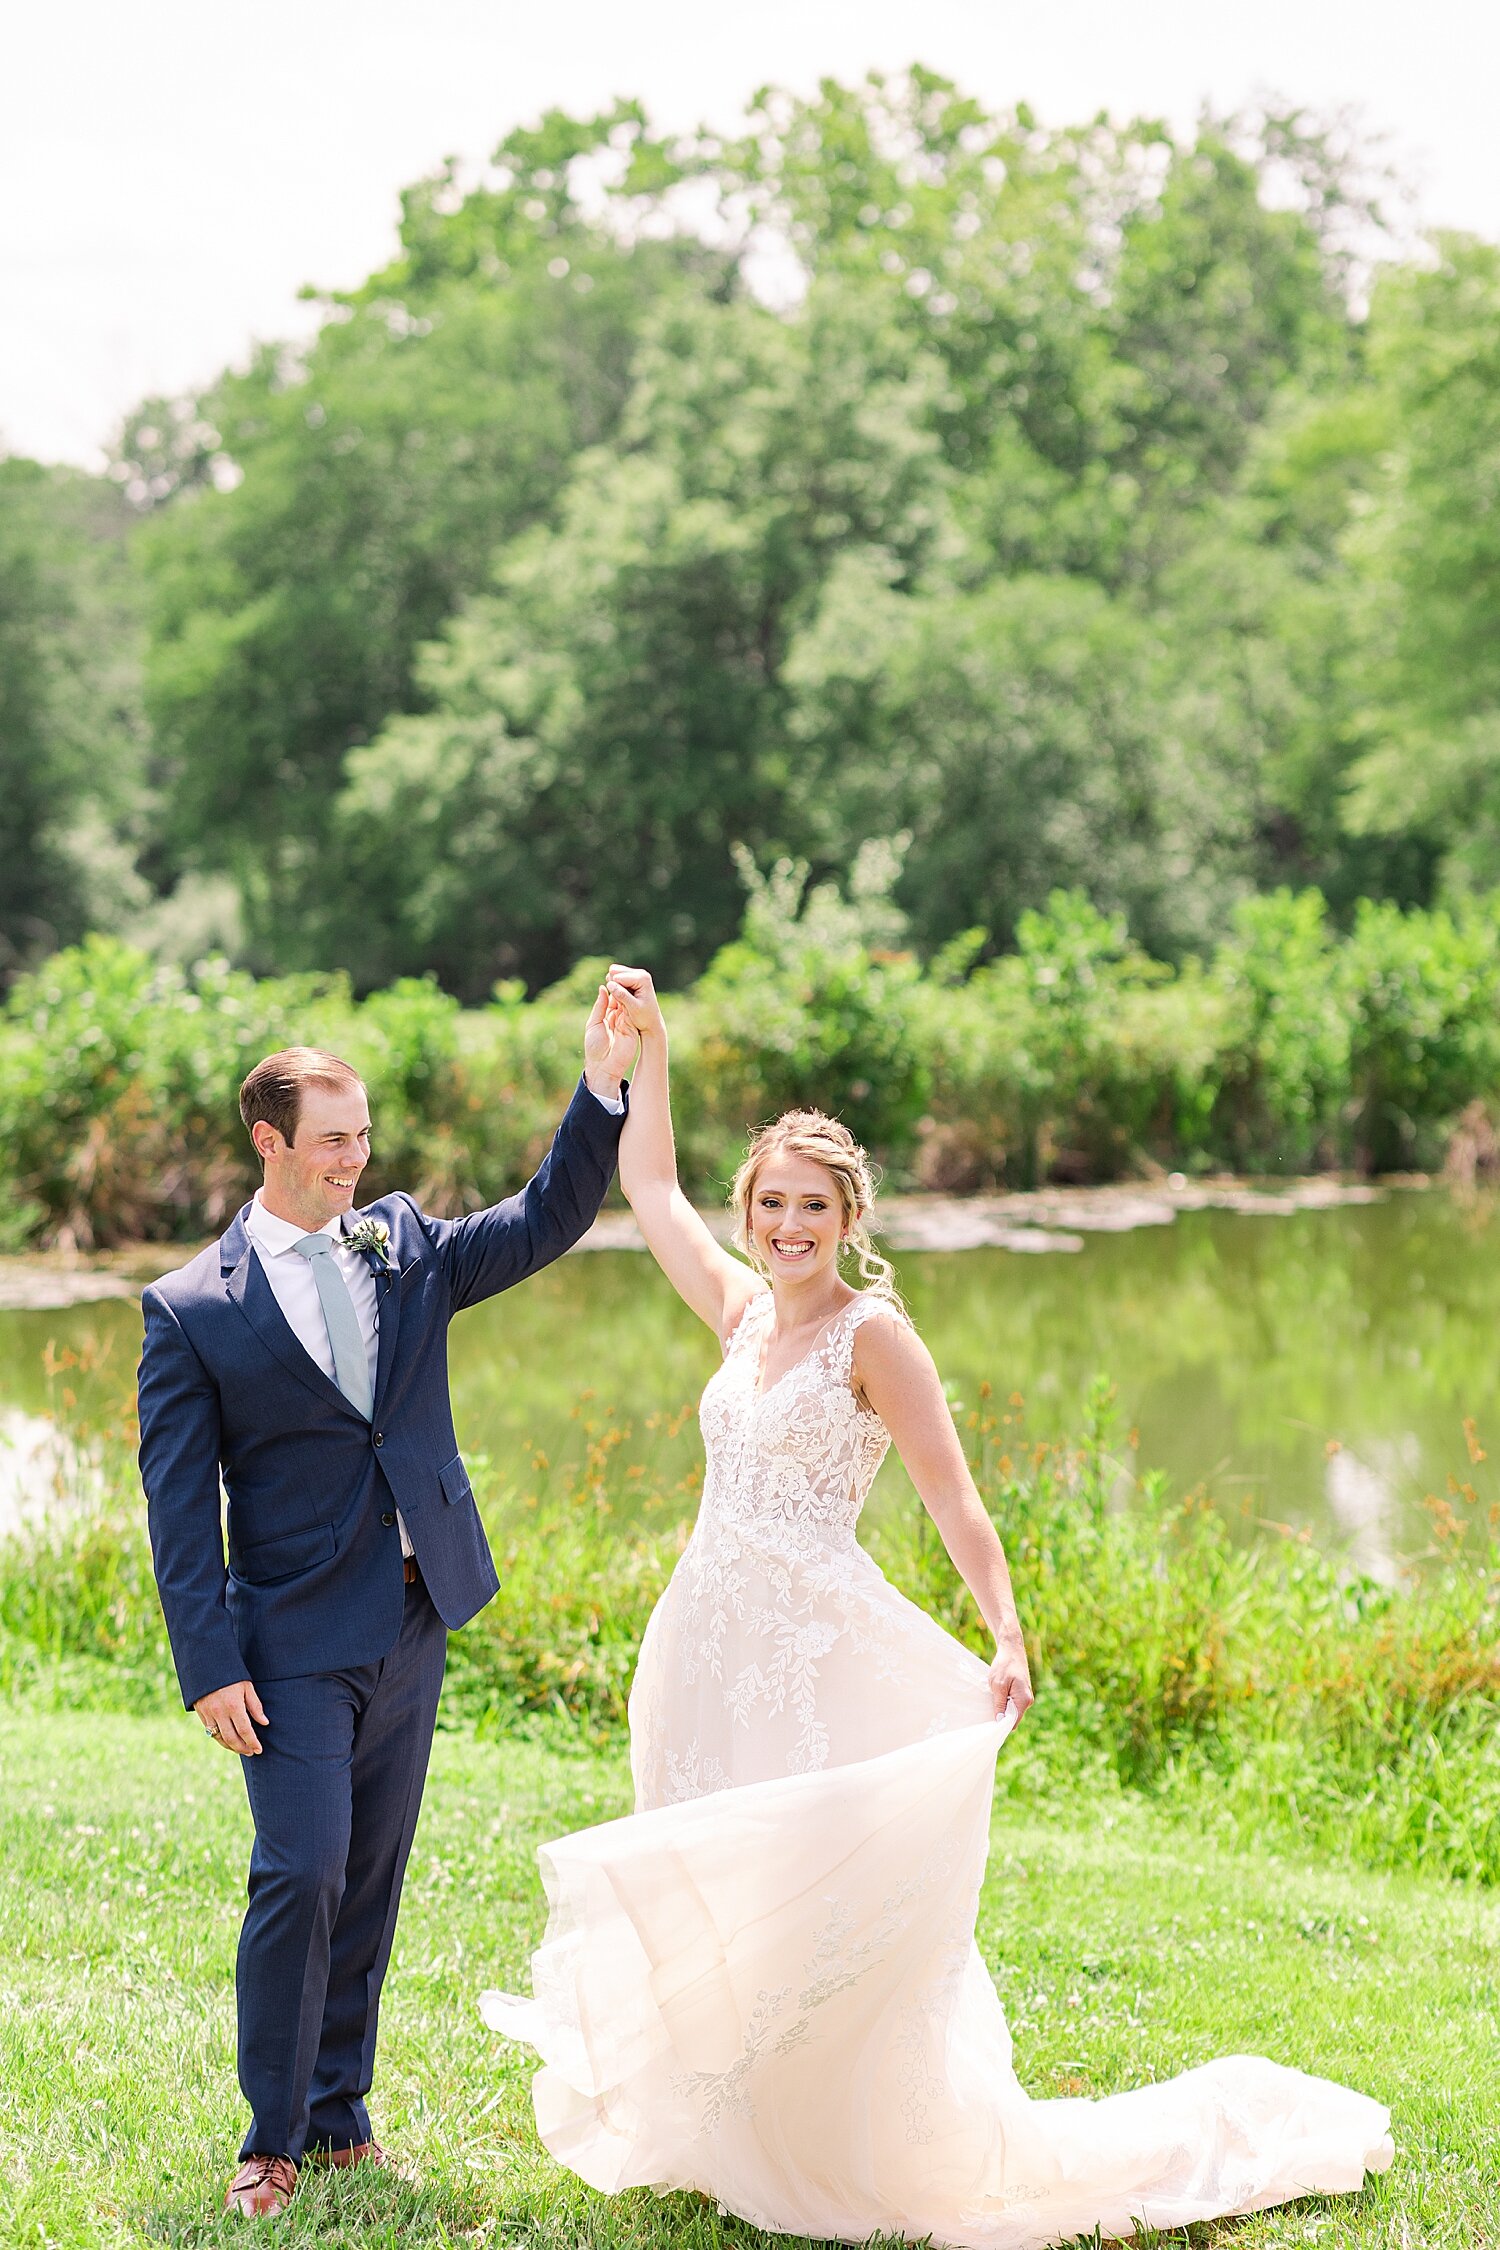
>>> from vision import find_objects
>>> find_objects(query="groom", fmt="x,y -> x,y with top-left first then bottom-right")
137,989 -> 632,2217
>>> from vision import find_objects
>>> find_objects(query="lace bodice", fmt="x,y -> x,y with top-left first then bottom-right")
697,1290 -> 896,1556
627,1284 -> 989,1803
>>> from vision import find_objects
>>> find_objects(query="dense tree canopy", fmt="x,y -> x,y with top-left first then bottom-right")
0,461 -> 147,975
2,71 -> 1496,995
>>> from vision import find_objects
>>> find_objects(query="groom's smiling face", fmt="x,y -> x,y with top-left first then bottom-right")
254,1082 -> 373,1233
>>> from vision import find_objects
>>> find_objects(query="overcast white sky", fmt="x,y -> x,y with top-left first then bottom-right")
5,0 -> 1495,467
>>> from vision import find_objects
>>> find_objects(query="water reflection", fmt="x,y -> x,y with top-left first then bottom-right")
0,1408 -> 98,1537
1323,1440 -> 1415,1585
0,1189 -> 1495,1561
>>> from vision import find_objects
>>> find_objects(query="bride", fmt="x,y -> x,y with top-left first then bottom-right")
483,967 -> 1393,2249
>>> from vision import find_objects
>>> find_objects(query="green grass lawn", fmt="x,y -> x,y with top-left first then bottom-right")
1,1709 -> 1495,2249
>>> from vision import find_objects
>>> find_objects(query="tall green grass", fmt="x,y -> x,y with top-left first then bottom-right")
3,1382 -> 1495,1885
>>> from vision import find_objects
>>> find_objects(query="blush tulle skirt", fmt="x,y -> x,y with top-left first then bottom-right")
484,1716 -> 1393,2250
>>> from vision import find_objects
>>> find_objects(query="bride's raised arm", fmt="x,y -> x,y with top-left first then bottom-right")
602,965 -> 763,1346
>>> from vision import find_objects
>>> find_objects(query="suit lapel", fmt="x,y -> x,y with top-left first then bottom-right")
371,1248 -> 401,1417
221,1207 -> 367,1424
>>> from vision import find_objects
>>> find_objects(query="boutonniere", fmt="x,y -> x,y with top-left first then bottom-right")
346,1216 -> 397,1275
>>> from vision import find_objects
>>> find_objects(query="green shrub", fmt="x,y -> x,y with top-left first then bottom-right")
8,880 -> 1500,1245
336,975 -> 473,1207
1343,897 -> 1500,1172
0,940 -> 333,1245
454,967 -> 617,1204
681,845 -> 932,1189
1208,889 -> 1352,1170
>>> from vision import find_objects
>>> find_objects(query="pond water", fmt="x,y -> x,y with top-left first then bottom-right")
3,1188 -> 1497,1574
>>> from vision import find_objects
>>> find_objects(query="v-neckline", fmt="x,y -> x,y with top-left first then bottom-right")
751,1295 -> 856,1403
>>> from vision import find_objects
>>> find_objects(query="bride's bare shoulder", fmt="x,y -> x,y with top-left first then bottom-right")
849,1295 -> 931,1400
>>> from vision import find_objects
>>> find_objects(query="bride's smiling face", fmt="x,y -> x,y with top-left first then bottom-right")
747,1156 -> 846,1284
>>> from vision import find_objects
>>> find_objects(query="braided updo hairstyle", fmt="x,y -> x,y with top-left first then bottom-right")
729,1110 -> 904,1309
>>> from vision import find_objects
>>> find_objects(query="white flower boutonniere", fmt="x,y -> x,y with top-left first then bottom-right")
346,1216 -> 397,1275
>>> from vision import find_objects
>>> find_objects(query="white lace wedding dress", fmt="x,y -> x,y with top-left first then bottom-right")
483,1291 -> 1393,2248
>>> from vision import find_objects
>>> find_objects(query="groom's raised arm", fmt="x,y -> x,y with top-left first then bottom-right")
424,1074 -> 626,1314
138,1289 -> 247,1709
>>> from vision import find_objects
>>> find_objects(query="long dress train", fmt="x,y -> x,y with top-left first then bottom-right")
483,1291 -> 1393,2249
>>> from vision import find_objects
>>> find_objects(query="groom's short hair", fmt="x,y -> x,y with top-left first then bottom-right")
239,1047 -> 366,1151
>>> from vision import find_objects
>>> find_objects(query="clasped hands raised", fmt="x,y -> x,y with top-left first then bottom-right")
583,964 -> 664,1092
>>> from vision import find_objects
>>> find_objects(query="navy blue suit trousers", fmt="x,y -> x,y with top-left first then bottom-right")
238,1575 -> 447,2159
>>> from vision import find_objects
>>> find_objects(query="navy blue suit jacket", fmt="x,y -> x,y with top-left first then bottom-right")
138,1078 -> 623,1708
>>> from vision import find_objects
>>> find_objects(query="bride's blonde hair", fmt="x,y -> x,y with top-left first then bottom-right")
729,1110 -> 904,1308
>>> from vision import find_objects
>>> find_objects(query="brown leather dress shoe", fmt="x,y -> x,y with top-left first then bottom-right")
224,2153 -> 298,2217
306,2139 -> 389,2170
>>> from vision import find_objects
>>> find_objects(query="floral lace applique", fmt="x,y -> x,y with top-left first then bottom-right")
645,1292 -> 917,1779
670,1984 -> 793,2128
666,1823 -> 968,2136
662,1740 -> 732,1805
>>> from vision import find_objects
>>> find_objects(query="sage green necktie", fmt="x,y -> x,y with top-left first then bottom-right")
292,1232 -> 373,1419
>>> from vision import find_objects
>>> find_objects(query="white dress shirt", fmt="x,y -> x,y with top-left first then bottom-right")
245,1192 -> 412,1557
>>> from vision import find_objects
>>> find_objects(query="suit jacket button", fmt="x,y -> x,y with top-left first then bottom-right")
381,1511 -> 395,1527
373,1430 -> 384,1447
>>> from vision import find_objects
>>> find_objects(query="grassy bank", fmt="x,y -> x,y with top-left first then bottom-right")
1,1710 -> 1494,2248
3,1385 -> 1497,1888
7,878 -> 1500,1250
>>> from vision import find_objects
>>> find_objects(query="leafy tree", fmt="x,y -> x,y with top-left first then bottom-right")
693,77 -> 1373,584
142,110 -> 722,970
107,394 -> 229,513
334,279 -> 947,993
1106,128 -> 1353,534
1343,237 -> 1500,890
0,460 -> 147,977
1135,431 -> 1381,912
119,69 -> 1468,992
786,563 -> 1258,958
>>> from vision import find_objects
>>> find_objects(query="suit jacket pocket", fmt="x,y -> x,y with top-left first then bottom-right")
233,1520 -> 337,1585
439,1453 -> 473,1506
